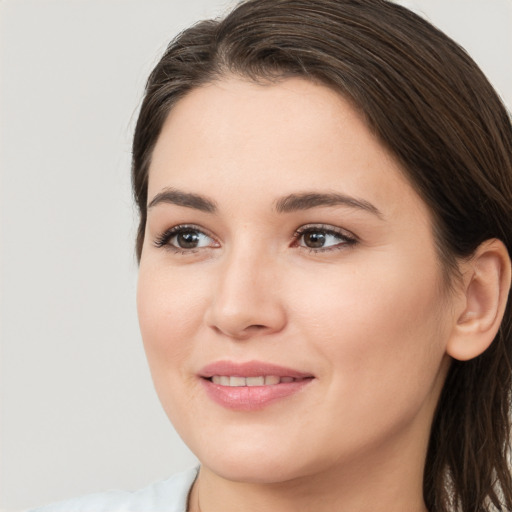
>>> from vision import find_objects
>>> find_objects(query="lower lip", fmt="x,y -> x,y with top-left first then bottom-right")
201,378 -> 313,411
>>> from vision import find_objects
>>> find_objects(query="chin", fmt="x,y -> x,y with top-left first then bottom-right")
190,433 -> 332,486
203,455 -> 311,485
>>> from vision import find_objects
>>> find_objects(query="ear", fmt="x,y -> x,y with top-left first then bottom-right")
447,239 -> 511,361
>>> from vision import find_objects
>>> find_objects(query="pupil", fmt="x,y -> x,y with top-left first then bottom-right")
305,231 -> 325,248
178,230 -> 199,248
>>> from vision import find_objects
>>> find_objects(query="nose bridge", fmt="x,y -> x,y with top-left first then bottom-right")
205,240 -> 285,338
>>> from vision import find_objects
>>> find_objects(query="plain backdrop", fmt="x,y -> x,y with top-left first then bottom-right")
1,0 -> 511,510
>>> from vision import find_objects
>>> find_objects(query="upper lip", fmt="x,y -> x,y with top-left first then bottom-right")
199,360 -> 313,379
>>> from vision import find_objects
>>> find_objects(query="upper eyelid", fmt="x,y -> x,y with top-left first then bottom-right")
294,223 -> 357,238
153,224 -> 217,248
153,222 -> 357,248
158,223 -> 354,237
292,224 -> 359,250
164,224 -> 215,237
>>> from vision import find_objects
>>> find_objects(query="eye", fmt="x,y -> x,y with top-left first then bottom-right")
154,225 -> 218,252
294,225 -> 357,252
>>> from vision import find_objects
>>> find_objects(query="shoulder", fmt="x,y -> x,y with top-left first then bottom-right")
28,466 -> 199,512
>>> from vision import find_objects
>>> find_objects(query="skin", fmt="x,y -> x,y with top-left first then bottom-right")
137,77 -> 459,512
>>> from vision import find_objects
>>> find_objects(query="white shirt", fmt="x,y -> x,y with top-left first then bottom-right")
29,467 -> 199,512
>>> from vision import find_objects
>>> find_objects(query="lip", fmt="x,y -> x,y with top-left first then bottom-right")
199,360 -> 314,411
199,360 -> 313,379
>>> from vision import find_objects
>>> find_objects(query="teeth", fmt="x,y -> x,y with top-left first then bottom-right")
230,376 -> 246,387
210,375 -> 295,387
246,376 -> 265,386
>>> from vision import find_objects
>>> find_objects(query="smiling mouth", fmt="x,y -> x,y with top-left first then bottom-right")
208,375 -> 307,386
199,362 -> 314,410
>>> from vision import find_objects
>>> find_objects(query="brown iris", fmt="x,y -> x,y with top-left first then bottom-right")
177,230 -> 201,248
303,231 -> 326,248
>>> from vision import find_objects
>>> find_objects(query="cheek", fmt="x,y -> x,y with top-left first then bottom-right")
289,252 -> 448,392
295,256 -> 441,330
285,259 -> 450,452
136,263 -> 214,428
136,264 -> 208,371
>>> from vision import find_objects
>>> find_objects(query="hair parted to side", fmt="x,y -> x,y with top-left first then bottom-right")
132,1 -> 512,510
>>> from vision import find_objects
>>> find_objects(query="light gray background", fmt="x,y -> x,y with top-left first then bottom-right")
1,1 -> 511,510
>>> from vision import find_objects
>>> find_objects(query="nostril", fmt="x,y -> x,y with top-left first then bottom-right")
246,324 -> 268,333
210,323 -> 269,340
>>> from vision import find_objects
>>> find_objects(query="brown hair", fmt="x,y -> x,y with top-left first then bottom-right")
132,1 -> 512,510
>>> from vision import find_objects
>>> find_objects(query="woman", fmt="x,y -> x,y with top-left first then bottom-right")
33,0 -> 512,511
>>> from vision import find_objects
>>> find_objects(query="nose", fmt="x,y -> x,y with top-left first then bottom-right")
204,248 -> 287,340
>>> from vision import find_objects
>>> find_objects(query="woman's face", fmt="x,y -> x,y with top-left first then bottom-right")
137,77 -> 454,483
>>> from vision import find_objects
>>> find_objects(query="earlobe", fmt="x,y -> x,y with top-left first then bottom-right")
447,239 -> 511,362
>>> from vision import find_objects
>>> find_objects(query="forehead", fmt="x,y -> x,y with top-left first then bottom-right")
148,76 -> 427,222
153,77 -> 373,165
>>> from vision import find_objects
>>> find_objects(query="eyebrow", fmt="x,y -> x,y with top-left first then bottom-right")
148,187 -> 217,213
148,188 -> 382,218
274,192 -> 383,218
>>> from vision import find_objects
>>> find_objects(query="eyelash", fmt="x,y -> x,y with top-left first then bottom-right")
153,224 -> 217,254
292,224 -> 358,253
153,223 -> 358,254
